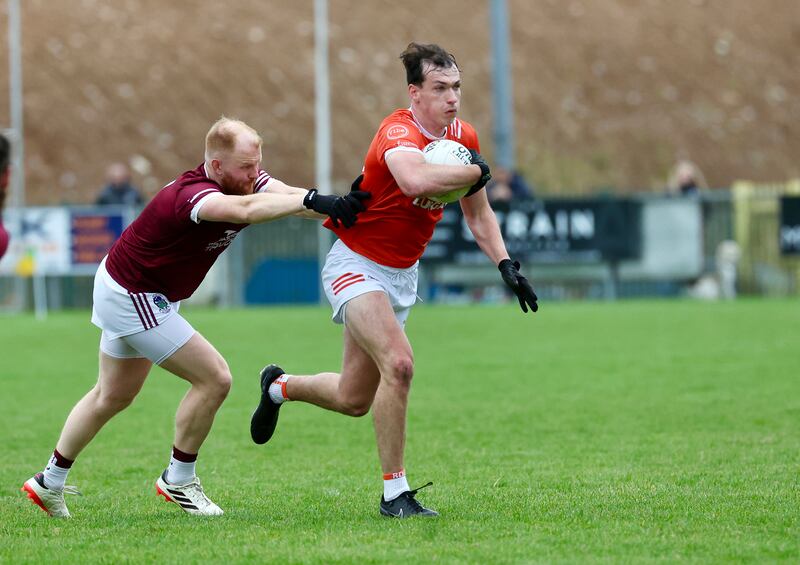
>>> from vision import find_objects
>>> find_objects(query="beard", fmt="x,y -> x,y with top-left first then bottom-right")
219,171 -> 254,195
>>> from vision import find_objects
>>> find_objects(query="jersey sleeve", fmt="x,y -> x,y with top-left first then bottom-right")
254,170 -> 273,193
174,180 -> 223,224
375,121 -> 423,165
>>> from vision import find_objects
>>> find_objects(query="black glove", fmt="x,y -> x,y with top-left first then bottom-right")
350,174 -> 364,192
467,149 -> 492,195
303,185 -> 371,228
498,259 -> 539,313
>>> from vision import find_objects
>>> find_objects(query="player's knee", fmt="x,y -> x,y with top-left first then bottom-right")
197,359 -> 232,403
385,354 -> 414,391
210,369 -> 232,402
96,389 -> 136,414
340,397 -> 371,418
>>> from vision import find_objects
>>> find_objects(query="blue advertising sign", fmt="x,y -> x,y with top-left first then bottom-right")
70,211 -> 125,266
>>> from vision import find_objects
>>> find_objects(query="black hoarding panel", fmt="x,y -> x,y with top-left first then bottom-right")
780,196 -> 800,255
423,198 -> 642,264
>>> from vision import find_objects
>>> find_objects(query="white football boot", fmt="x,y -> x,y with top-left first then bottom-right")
21,473 -> 81,518
155,470 -> 223,516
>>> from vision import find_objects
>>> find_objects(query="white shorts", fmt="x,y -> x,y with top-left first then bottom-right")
92,257 -> 195,364
99,313 -> 195,365
321,239 -> 418,325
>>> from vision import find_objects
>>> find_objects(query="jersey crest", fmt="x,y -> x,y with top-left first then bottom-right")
152,294 -> 171,313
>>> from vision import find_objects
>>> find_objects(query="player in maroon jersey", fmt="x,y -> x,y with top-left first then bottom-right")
21,117 -> 369,517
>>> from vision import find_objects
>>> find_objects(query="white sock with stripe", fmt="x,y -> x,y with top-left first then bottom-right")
383,469 -> 410,501
166,446 -> 197,485
268,374 -> 290,404
42,449 -> 73,490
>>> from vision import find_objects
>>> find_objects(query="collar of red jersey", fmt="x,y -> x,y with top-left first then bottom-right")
409,107 -> 448,141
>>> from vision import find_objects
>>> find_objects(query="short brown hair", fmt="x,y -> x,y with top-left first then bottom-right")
205,117 -> 262,160
399,42 -> 458,86
0,133 -> 10,172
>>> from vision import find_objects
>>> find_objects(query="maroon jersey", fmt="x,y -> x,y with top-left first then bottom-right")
0,219 -> 8,259
105,164 -> 271,301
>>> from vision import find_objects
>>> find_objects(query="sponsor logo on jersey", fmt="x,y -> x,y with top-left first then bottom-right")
206,230 -> 239,251
152,294 -> 171,313
386,124 -> 410,140
412,196 -> 447,210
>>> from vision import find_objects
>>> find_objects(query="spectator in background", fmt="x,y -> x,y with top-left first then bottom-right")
0,133 -> 10,259
95,162 -> 144,206
667,159 -> 707,197
486,166 -> 533,204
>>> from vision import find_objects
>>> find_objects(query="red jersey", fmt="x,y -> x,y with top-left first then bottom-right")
326,108 -> 480,268
105,164 -> 271,301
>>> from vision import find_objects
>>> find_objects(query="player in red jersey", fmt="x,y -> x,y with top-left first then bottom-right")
21,117 -> 369,518
0,133 -> 10,259
250,43 -> 538,518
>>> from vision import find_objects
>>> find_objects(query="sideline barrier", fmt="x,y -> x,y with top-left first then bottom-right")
422,195 -> 703,300
0,206 -> 138,314
4,188 -> 797,312
733,179 -> 800,295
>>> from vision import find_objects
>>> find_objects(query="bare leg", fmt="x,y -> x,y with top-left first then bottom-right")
287,291 -> 414,474
286,324 -> 381,416
370,380 -> 408,475
159,333 -> 232,453
55,352 -> 152,460
343,295 -> 414,474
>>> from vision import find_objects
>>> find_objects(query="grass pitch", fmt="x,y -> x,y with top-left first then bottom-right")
1,299 -> 798,563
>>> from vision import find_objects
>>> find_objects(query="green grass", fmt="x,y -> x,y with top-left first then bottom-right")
1,300 -> 798,563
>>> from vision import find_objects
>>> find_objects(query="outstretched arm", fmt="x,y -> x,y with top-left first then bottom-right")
263,179 -> 324,219
264,178 -> 371,223
198,191 -> 306,224
198,187 -> 369,228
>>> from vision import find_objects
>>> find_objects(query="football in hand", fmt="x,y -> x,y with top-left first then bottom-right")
422,139 -> 473,204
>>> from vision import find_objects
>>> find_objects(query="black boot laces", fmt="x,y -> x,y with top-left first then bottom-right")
404,481 -> 433,511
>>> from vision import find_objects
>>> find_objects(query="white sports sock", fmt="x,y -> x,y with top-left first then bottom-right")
42,458 -> 71,491
166,456 -> 196,485
383,470 -> 410,501
268,374 -> 290,404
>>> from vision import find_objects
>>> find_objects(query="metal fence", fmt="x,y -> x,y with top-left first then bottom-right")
733,180 -> 800,295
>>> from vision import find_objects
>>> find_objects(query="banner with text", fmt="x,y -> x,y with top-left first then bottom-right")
0,206 -> 133,276
422,198 -> 642,264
